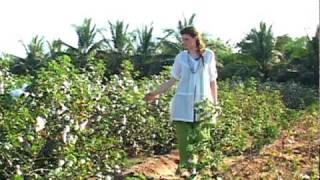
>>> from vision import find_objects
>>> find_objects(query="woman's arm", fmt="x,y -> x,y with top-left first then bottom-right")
210,81 -> 218,105
152,77 -> 178,96
144,77 -> 178,102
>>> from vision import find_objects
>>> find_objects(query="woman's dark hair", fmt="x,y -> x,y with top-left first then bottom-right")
180,26 -> 206,66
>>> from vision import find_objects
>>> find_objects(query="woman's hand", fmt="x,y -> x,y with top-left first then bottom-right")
144,78 -> 177,103
144,91 -> 158,103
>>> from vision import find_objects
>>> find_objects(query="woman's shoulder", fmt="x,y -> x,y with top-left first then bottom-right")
175,48 -> 214,61
175,50 -> 188,62
179,50 -> 188,56
204,48 -> 216,64
204,48 -> 215,56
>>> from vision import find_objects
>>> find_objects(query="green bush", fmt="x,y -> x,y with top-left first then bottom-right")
182,77 -> 300,177
259,80 -> 318,110
0,56 -> 126,179
103,60 -> 175,157
0,55 -> 308,179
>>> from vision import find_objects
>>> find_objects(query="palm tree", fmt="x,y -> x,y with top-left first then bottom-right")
47,39 -> 65,60
98,20 -> 134,76
305,26 -> 319,86
130,23 -> 167,76
237,21 -> 276,80
178,13 -> 197,31
271,28 -> 318,85
205,38 -> 233,61
59,18 -> 105,69
10,35 -> 48,75
103,20 -> 133,55
134,24 -> 157,56
159,13 -> 197,56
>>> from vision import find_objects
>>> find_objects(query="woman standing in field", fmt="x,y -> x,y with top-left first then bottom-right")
144,26 -> 219,176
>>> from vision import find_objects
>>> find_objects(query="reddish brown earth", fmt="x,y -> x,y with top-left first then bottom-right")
121,113 -> 319,179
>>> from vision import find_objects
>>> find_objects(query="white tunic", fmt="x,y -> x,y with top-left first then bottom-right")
189,54 -> 200,73
169,48 -> 218,123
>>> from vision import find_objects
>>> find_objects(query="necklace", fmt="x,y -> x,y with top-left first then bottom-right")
187,51 -> 201,73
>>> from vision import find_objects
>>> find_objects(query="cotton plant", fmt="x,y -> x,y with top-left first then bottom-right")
0,65 -> 12,86
101,59 -> 175,157
0,55 -> 127,179
182,98 -> 224,178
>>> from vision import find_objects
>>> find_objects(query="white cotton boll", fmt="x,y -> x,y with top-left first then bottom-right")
80,159 -> 86,164
67,161 -> 73,167
152,134 -> 156,139
97,105 -> 106,112
94,94 -> 102,101
35,116 -> 46,132
62,81 -> 71,89
96,172 -> 103,178
38,92 -> 43,98
68,134 -> 78,144
4,143 -> 12,150
18,136 -> 24,143
64,114 -> 71,121
74,121 -> 79,131
118,79 -> 124,86
115,169 -> 121,174
30,101 -> 37,106
105,175 -> 112,180
101,85 -> 107,91
101,106 -> 106,111
87,84 -> 92,92
24,92 -> 30,97
191,167 -> 197,175
65,125 -> 70,133
0,82 -> 4,94
62,125 -> 70,143
57,103 -> 68,115
62,132 -> 68,143
133,85 -> 139,93
65,94 -> 71,100
122,115 -> 127,125
132,141 -> 137,148
301,174 -> 310,179
58,159 -> 65,167
15,165 -> 22,175
114,165 -> 121,174
62,132 -> 68,144
79,120 -> 88,131
96,115 -> 102,122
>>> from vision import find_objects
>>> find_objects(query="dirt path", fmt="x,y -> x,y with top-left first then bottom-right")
121,113 -> 319,179
121,149 -> 181,179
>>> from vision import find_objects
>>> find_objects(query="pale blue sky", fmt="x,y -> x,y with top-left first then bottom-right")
0,0 -> 318,57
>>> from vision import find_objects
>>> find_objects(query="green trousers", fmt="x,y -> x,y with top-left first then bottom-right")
173,120 -> 200,167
